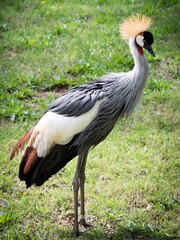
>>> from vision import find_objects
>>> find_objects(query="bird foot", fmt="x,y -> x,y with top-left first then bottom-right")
79,218 -> 93,229
73,216 -> 93,238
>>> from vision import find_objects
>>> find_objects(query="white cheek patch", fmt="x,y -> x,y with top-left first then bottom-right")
136,35 -> 144,47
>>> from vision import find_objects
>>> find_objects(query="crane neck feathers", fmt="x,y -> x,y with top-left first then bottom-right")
128,37 -> 148,76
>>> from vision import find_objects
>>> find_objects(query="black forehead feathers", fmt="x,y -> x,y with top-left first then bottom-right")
144,31 -> 154,45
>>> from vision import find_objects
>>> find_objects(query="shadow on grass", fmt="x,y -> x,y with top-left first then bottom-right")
79,225 -> 176,240
54,224 -> 177,240
80,227 -> 177,240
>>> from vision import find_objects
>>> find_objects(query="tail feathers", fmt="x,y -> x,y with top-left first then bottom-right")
19,137 -> 78,188
10,127 -> 35,160
19,146 -> 39,181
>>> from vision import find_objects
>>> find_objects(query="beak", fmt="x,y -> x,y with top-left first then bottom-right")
144,41 -> 156,57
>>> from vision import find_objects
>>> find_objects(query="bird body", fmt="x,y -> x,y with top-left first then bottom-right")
10,14 -> 155,237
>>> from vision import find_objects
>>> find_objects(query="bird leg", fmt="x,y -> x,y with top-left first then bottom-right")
73,156 -> 81,238
79,153 -> 92,229
73,152 -> 91,238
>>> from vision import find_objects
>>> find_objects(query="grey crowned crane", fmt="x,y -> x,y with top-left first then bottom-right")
10,14 -> 155,237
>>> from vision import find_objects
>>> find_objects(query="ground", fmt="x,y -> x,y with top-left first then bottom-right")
0,0 -> 179,239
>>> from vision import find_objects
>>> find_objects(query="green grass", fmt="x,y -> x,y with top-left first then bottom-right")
0,0 -> 179,239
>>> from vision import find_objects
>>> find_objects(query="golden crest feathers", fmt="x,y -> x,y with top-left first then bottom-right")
120,14 -> 152,40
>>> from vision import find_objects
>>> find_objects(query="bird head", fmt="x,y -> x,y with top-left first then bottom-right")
135,31 -> 155,57
120,14 -> 155,57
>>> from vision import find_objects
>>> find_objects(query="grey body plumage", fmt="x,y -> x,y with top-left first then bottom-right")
46,52 -> 148,153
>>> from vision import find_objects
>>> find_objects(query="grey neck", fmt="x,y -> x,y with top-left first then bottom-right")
128,37 -> 149,88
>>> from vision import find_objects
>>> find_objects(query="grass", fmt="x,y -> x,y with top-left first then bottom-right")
0,0 -> 179,239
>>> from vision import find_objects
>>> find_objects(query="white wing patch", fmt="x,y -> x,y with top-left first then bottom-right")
29,98 -> 106,157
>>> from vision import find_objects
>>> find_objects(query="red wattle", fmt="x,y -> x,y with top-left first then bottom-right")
137,46 -> 144,55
